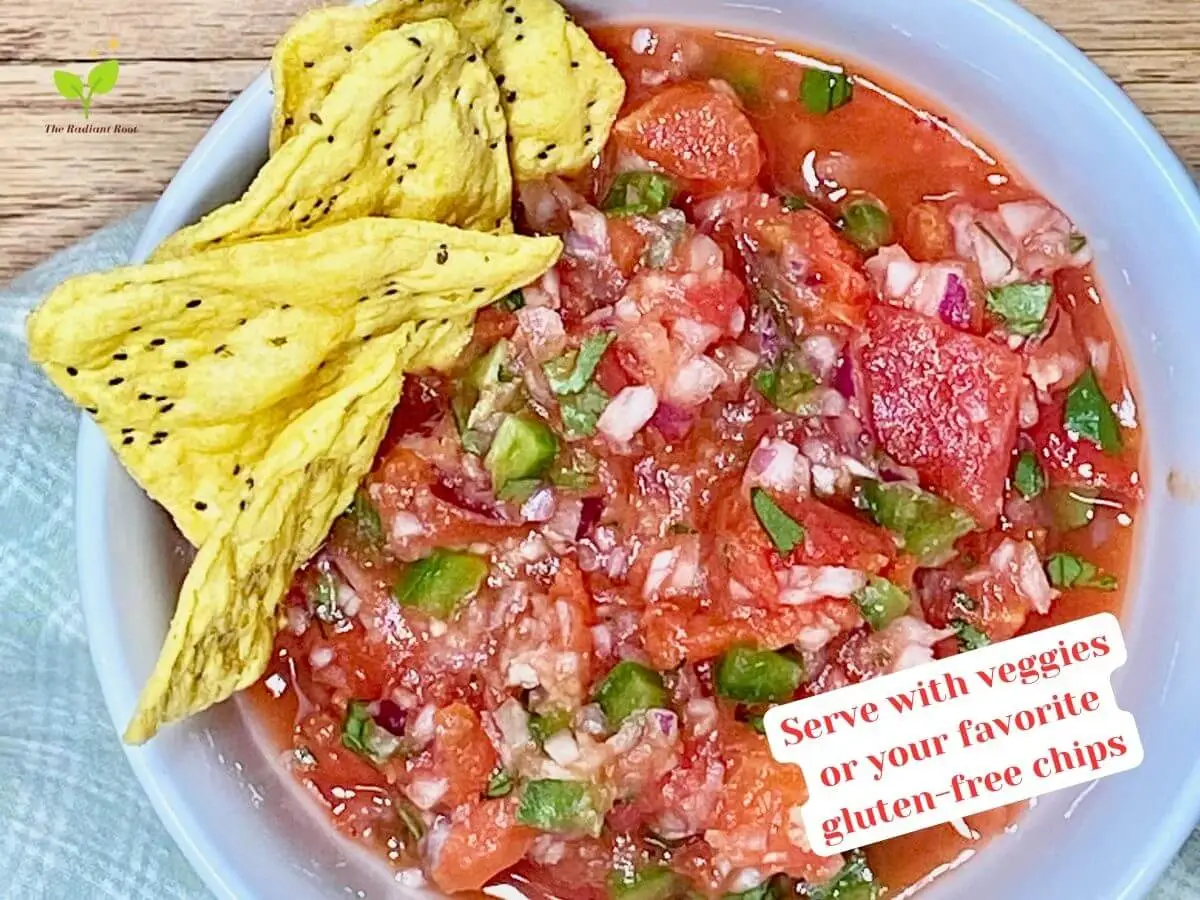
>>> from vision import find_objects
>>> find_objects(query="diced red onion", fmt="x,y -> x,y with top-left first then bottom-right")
745,437 -> 810,496
408,776 -> 449,811
590,624 -> 613,658
885,616 -> 955,672
286,605 -> 310,636
938,273 -> 971,329
599,385 -> 659,443
376,700 -> 408,736
521,486 -> 557,523
801,334 -> 841,381
649,401 -> 695,442
577,497 -> 605,540
309,645 -> 334,669
643,548 -> 681,599
777,565 -> 867,605
671,317 -> 723,355
565,208 -> 611,259
543,730 -> 581,766
410,703 -> 438,746
390,511 -> 425,541
652,709 -> 679,738
1085,337 -> 1112,378
516,307 -> 567,363
712,343 -> 759,385
832,352 -> 856,399
667,356 -> 727,407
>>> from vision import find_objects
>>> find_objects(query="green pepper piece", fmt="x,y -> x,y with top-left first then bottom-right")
602,172 -> 678,217
497,478 -> 541,503
1046,552 -> 1118,591
452,339 -> 511,445
1012,450 -> 1046,499
392,549 -> 488,619
608,866 -> 688,900
951,618 -> 991,652
804,850 -> 879,900
1069,232 -> 1088,254
724,881 -> 777,900
549,446 -> 600,490
594,661 -> 668,728
528,707 -> 573,746
485,413 -> 558,493
780,194 -> 809,212
544,332 -> 617,396
517,779 -> 604,835
309,568 -> 340,623
800,67 -> 853,115
754,352 -> 819,415
751,489 -> 806,555
854,576 -> 909,631
986,282 -> 1052,336
840,199 -> 892,253
559,381 -> 611,440
485,768 -> 515,798
715,646 -> 804,703
856,480 -> 975,565
1064,367 -> 1122,453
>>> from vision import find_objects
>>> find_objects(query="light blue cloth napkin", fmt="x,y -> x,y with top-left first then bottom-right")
0,215 -> 1197,899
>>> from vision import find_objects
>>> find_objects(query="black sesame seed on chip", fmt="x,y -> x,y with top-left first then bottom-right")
233,464 -> 241,476
160,403 -> 175,413
121,427 -> 133,435
407,162 -> 417,170
85,406 -> 98,415
387,156 -> 395,167
506,91 -> 518,103
108,377 -> 124,386
66,367 -> 78,376
467,54 -> 478,63
173,360 -> 188,369
571,61 -> 580,69
138,393 -> 152,401
385,288 -> 399,296
413,74 -> 424,88
408,36 -> 422,47
186,299 -> 201,308
123,436 -> 134,445
130,325 -> 142,333
113,352 -> 128,361
327,135 -> 334,144
194,501 -> 207,511
310,112 -> 323,125
284,116 -> 294,126
239,500 -> 247,511
154,431 -> 168,440
270,337 -> 288,347
303,61 -> 313,68
437,246 -> 449,265
150,338 -> 165,347
373,128 -> 381,136
344,44 -> 353,52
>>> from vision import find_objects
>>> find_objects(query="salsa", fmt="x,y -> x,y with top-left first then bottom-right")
246,22 -> 1142,899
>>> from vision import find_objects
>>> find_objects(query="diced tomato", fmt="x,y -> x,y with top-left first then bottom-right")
706,485 -> 783,605
682,269 -> 747,334
428,799 -> 535,894
705,723 -> 842,885
1025,397 -> 1142,499
377,375 -> 450,460
723,194 -> 871,327
614,320 -> 676,392
607,216 -> 649,277
594,345 -> 634,396
614,82 -> 764,188
642,598 -> 861,669
431,703 -> 498,810
558,253 -> 628,326
777,496 -> 896,571
862,305 -> 1024,526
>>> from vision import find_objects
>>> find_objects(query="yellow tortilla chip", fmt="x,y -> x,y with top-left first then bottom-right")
28,216 -> 561,545
122,320 -> 469,744
483,0 -> 626,179
270,0 -> 624,180
155,21 -> 512,261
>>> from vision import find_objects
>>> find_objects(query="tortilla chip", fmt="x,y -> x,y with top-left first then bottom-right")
122,321 -> 467,744
155,21 -> 512,261
483,0 -> 626,179
28,217 -> 561,545
270,0 -> 624,180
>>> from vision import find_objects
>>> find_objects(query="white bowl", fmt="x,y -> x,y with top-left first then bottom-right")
76,1 -> 1200,898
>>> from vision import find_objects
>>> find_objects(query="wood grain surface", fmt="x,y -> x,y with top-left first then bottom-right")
0,0 -> 1197,281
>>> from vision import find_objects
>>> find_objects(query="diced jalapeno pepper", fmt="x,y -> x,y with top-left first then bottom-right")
485,768 -> 514,798
485,413 -> 557,493
594,661 -> 668,728
346,489 -> 384,548
1046,552 -> 1118,591
854,576 -> 909,631
715,646 -> 804,703
856,480 -> 974,565
840,198 -> 892,253
517,779 -> 604,835
528,707 -> 573,746
452,340 -> 510,433
951,618 -> 991,652
608,866 -> 689,900
602,172 -> 678,217
392,549 -> 488,619
754,352 -> 819,415
341,700 -> 406,763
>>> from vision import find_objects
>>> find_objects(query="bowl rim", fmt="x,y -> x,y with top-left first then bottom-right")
75,2 -> 1200,899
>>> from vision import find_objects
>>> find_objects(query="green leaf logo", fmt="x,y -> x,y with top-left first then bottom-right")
52,58 -> 119,119
88,59 -> 120,95
53,70 -> 85,100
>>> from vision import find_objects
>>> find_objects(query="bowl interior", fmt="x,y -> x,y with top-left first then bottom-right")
77,2 -> 1200,899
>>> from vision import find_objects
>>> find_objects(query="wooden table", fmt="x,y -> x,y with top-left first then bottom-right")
1,0 -> 1197,281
